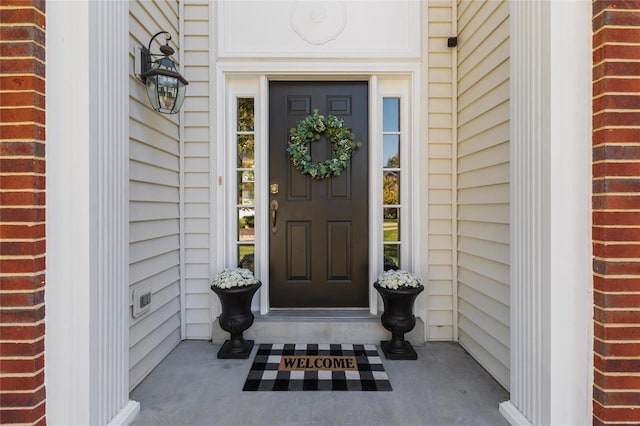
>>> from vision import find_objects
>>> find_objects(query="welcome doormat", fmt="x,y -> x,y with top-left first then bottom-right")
243,343 -> 392,391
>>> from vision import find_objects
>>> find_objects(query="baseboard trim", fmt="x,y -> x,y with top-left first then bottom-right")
107,400 -> 140,426
499,400 -> 532,426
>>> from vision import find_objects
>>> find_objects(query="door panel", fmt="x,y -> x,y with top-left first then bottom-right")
269,81 -> 369,308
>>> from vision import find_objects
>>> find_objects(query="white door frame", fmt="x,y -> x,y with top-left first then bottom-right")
211,63 -> 423,317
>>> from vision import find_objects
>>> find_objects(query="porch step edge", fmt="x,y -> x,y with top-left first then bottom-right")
211,316 -> 425,346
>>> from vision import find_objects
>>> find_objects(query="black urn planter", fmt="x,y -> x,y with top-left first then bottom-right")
374,282 -> 424,360
210,282 -> 261,359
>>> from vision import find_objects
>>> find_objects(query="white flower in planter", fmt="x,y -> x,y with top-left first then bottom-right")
376,269 -> 421,290
211,268 -> 258,289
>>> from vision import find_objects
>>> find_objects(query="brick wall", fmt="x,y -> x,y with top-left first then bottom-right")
592,1 -> 640,425
0,1 -> 46,425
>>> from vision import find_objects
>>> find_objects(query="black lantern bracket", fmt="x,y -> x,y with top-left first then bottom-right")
135,31 -> 189,114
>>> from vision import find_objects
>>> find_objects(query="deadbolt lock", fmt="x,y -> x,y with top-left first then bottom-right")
270,183 -> 279,194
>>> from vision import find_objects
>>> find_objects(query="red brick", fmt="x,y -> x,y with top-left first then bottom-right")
0,91 -> 45,109
594,45 -> 640,64
594,400 -> 640,422
595,323 -> 640,340
0,9 -> 45,28
595,291 -> 640,308
0,338 -> 44,358
595,356 -> 640,372
593,178 -> 640,193
594,9 -> 640,28
593,94 -> 640,112
0,108 -> 45,125
594,78 -> 640,97
594,242 -> 640,258
0,207 -> 45,222
0,275 -> 45,291
594,386 -> 640,406
594,28 -> 640,45
595,369 -> 640,389
594,111 -> 640,129
595,339 -> 640,358
0,158 -> 45,174
0,26 -> 45,45
0,373 -> 44,392
0,41 -> 45,60
0,306 -> 45,324
0,257 -> 46,275
593,211 -> 640,226
595,306 -> 640,324
0,240 -> 45,256
594,61 -> 640,80
593,226 -> 640,242
0,191 -> 45,206
595,259 -> 640,275
0,400 -> 45,424
0,240 -> 46,257
0,58 -> 45,76
593,145 -> 640,162
593,195 -> 640,210
0,0 -> 45,8
0,175 -> 45,191
0,224 -> 46,240
0,142 -> 44,157
593,128 -> 640,144
592,161 -> 640,179
0,355 -> 44,374
593,1 -> 640,16
595,275 -> 640,292
0,386 -> 45,408
0,75 -> 45,92
0,289 -> 44,308
0,124 -> 45,141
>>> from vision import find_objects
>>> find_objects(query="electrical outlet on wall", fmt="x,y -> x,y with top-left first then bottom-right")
132,287 -> 152,318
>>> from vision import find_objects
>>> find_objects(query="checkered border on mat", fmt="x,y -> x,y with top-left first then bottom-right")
243,343 -> 392,391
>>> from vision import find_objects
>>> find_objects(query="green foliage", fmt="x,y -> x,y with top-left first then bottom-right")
287,109 -> 360,180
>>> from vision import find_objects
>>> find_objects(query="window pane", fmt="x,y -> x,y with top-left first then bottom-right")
383,134 -> 400,168
237,135 -> 255,168
383,208 -> 400,242
383,171 -> 400,205
238,208 -> 255,242
383,244 -> 400,271
237,98 -> 254,132
383,98 -> 399,132
238,245 -> 255,273
237,171 -> 255,205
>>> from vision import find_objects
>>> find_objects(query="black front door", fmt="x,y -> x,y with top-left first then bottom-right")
269,81 -> 369,308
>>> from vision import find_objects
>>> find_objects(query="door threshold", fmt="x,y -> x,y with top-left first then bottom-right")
257,309 -> 376,321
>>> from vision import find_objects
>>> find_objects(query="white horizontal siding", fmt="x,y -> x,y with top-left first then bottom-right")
456,0 -> 510,389
128,0 -> 182,390
427,2 -> 455,341
183,1 -> 211,340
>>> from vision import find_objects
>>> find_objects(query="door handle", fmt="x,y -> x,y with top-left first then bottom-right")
270,200 -> 279,233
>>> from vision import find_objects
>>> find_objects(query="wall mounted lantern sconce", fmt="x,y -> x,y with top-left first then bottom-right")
135,31 -> 188,114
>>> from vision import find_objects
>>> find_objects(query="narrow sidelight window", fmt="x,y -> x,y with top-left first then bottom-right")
382,98 -> 401,270
236,98 -> 255,272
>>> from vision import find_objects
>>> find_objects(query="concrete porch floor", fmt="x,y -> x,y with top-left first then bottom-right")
130,341 -> 509,426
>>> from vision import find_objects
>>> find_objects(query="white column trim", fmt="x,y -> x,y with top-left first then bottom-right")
46,1 -> 136,424
505,1 -> 592,425
499,401 -> 533,426
106,401 -> 141,426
